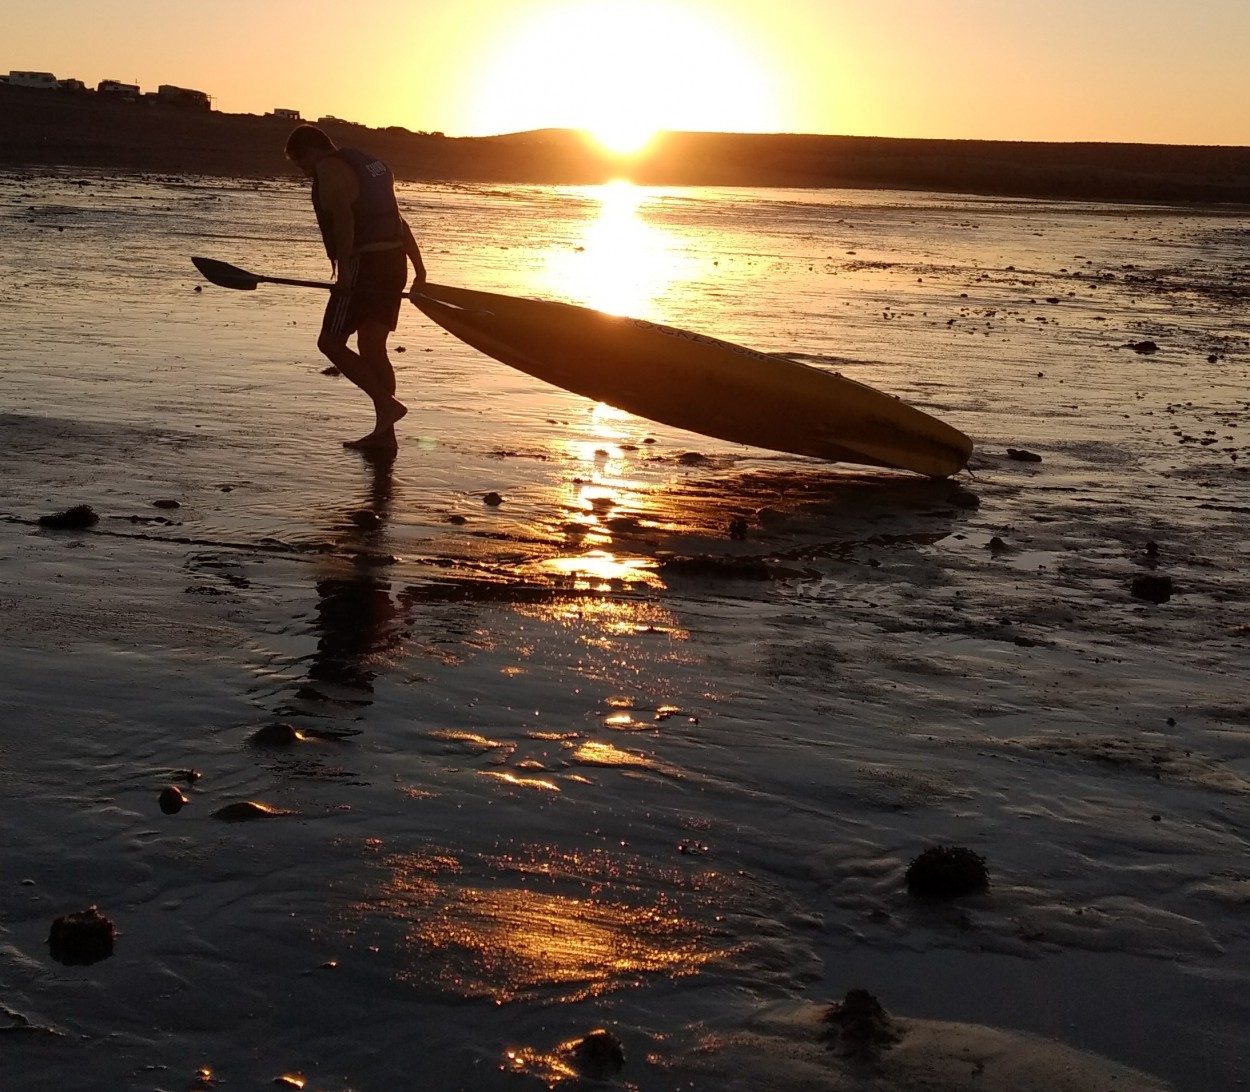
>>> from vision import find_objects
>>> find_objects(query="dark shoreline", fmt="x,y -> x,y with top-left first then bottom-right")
3,84 -> 1249,205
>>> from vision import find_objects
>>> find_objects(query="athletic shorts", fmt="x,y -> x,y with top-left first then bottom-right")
321,247 -> 407,338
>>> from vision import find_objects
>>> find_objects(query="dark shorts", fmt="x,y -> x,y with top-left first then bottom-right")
321,247 -> 407,339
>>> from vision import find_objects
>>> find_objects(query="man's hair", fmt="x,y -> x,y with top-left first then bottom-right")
285,124 -> 336,160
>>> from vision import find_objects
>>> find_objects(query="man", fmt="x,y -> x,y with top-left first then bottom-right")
285,124 -> 426,450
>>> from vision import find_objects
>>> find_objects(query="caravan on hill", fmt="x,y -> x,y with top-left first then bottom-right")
8,71 -> 59,88
97,79 -> 140,97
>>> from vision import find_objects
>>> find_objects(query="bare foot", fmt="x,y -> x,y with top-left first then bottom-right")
343,399 -> 407,450
343,430 -> 398,451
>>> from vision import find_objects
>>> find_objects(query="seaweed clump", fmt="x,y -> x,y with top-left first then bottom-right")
47,905 -> 115,965
905,845 -> 990,899
37,504 -> 99,530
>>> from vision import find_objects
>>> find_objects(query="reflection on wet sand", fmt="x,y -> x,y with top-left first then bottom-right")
289,450 -> 408,712
289,461 -> 976,1010
370,848 -> 721,1004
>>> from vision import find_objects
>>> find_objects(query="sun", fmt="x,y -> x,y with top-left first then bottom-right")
468,1 -> 778,141
589,119 -> 658,157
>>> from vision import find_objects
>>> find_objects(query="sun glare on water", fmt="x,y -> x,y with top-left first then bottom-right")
533,179 -> 699,318
470,0 -> 778,145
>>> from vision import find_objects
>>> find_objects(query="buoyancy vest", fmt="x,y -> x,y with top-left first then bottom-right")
312,148 -> 401,261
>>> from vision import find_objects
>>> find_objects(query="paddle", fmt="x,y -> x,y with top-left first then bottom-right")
191,256 -> 491,317
192,256 -> 335,291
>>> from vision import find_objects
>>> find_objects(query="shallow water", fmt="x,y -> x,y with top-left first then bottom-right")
1,168 -> 1249,1090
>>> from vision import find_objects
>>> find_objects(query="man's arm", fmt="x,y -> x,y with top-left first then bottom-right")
400,218 -> 427,284
314,158 -> 358,276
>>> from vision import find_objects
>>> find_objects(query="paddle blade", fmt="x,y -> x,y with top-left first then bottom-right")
192,256 -> 260,291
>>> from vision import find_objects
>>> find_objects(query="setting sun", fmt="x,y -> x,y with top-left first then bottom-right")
467,0 -> 779,141
589,120 -> 657,157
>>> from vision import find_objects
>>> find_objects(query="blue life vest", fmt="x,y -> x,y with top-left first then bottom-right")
312,148 -> 401,260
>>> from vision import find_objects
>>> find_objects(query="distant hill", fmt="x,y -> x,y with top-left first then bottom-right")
2,84 -> 1248,204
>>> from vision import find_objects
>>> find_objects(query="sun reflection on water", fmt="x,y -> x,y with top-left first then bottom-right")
543,181 -> 691,318
372,849 -> 719,1004
532,551 -> 660,591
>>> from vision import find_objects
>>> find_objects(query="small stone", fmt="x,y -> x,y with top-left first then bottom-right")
1006,448 -> 1042,463
482,492 -> 504,506
159,785 -> 189,814
250,722 -> 306,746
211,801 -> 296,822
446,514 -> 468,525
37,504 -> 99,529
566,1029 -> 625,1079
1126,340 -> 1159,354
677,451 -> 709,466
348,509 -> 382,529
152,499 -> 181,510
905,845 -> 989,899
48,906 -> 115,965
728,516 -> 749,540
1130,574 -> 1173,604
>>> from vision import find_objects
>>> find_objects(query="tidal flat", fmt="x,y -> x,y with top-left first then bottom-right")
1,170 -> 1248,1090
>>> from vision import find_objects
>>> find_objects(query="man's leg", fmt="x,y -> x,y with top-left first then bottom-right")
317,328 -> 374,396
343,321 -> 407,448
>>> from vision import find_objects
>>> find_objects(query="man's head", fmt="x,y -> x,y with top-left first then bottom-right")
285,125 -> 336,176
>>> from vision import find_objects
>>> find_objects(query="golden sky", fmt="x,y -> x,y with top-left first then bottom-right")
4,0 -> 1249,146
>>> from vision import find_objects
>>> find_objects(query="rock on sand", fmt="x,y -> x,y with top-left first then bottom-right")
665,998 -> 1171,1091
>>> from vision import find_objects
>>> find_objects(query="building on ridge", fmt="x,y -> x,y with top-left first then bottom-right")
98,79 -> 141,97
8,71 -> 59,88
156,84 -> 211,109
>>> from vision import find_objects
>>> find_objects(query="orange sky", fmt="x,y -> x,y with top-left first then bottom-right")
4,0 -> 1249,146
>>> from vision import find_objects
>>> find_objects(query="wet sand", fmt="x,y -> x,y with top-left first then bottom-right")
1,169 -> 1248,1089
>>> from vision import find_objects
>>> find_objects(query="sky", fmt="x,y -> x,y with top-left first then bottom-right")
4,0 -> 1249,147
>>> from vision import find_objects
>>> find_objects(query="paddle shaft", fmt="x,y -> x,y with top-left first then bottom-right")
262,274 -> 445,305
258,273 -> 337,290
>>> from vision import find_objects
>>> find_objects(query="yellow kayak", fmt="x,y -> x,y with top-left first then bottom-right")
412,283 -> 973,478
